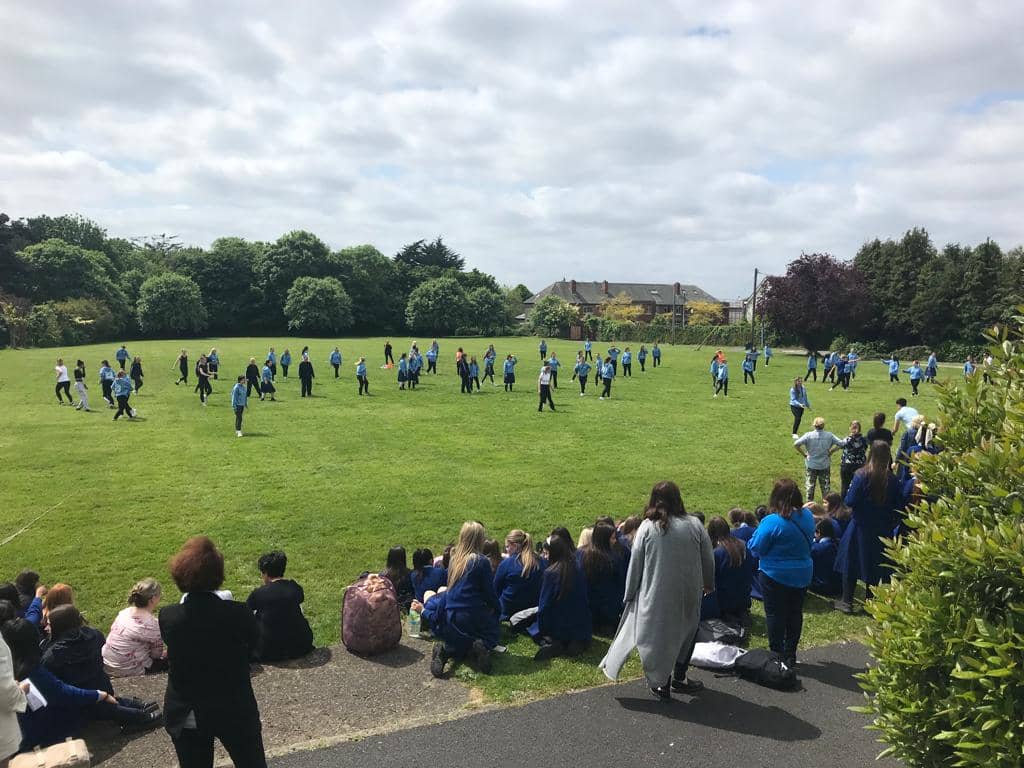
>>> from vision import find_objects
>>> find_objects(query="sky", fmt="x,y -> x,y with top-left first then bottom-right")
1,1 -> 1022,300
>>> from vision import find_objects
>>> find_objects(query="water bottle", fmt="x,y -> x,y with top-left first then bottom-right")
408,609 -> 421,638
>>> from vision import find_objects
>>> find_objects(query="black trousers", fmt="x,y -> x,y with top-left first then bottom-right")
427,360 -> 437,374
579,377 -> 587,394
332,363 -> 340,378
208,363 -> 218,379
472,376 -> 480,390
300,378 -> 312,397
840,462 -> 862,497
823,368 -> 835,383
234,406 -> 245,431
622,363 -> 631,377
118,359 -> 127,370
114,395 -> 132,419
538,384 -> 555,411
601,378 -> 612,397
653,356 -> 660,367
198,377 -> 212,401
56,381 -> 73,402
611,360 -> 618,375
132,376 -> 143,393
744,370 -> 755,384
385,351 -> 394,365
551,370 -> 558,388
714,378 -> 728,396
890,373 -> 899,383
246,379 -> 259,397
483,367 -> 494,383
639,358 -> 646,371
791,405 -> 804,435
101,380 -> 113,403
358,375 -> 368,395
178,366 -> 188,384
461,375 -> 472,393
281,364 -> 289,377
585,350 -> 592,361
911,378 -> 920,395
761,575 -> 805,664
170,716 -> 267,768
804,367 -> 817,381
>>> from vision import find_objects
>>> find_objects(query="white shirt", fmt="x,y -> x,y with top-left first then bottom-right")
894,406 -> 919,430
55,365 -> 69,382
538,370 -> 552,385
0,634 -> 27,759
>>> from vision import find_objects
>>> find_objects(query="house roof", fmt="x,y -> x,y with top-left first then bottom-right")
524,280 -> 720,307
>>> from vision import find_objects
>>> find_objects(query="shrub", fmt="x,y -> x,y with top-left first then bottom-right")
857,311 -> 1024,767
891,345 -> 932,361
136,273 -> 208,336
47,298 -> 120,345
283,276 -> 353,335
26,304 -> 61,347
936,340 -> 983,363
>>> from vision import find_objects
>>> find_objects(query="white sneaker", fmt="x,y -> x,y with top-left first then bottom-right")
713,394 -> 717,398
236,431 -> 243,437
202,401 -> 207,407
580,392 -> 584,396
599,396 -> 604,400
792,433 -> 799,439
131,409 -> 137,417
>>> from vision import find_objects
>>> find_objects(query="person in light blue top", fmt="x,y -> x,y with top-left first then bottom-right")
882,355 -> 900,383
794,417 -> 846,500
231,375 -> 248,436
607,346 -> 621,376
822,351 -> 836,385
280,349 -> 292,378
426,341 -> 439,374
260,361 -> 276,401
398,353 -> 409,390
637,344 -> 647,372
482,345 -> 497,385
111,372 -> 135,421
904,361 -> 923,396
207,348 -> 220,380
925,351 -> 937,383
408,350 -> 421,389
963,356 -> 975,378
98,361 -> 116,408
329,347 -> 342,378
503,354 -> 517,392
764,345 -> 773,366
538,339 -> 547,361
620,348 -> 632,377
599,357 -> 614,400
789,377 -> 811,437
804,351 -> 818,382
547,352 -> 561,388
267,348 -> 277,379
574,357 -> 592,396
651,342 -> 661,367
356,357 -> 368,395
742,356 -> 755,385
846,349 -> 858,379
468,356 -> 480,391
748,478 -> 815,666
584,339 -> 592,361
709,354 -> 720,389
713,359 -> 729,398
115,344 -> 130,371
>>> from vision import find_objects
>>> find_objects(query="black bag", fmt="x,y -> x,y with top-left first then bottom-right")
734,649 -> 798,690
695,619 -> 746,646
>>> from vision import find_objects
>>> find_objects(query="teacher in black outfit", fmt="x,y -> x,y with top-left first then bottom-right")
159,536 -> 266,768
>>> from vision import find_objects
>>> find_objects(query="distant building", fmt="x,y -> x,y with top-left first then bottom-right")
524,280 -> 722,325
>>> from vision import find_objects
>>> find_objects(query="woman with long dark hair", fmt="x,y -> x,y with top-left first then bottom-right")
748,479 -> 815,667
601,481 -> 714,700
703,517 -> 755,625
578,523 -> 626,633
834,441 -> 905,614
532,534 -> 591,660
381,546 -> 414,611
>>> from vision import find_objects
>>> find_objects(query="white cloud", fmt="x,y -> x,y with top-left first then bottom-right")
1,0 -> 1022,300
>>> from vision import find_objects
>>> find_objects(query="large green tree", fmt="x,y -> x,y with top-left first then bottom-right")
136,272 -> 207,335
283,276 -> 353,335
253,230 -> 338,319
334,245 -> 403,332
393,237 -> 464,271
177,238 -> 265,333
405,276 -> 467,334
528,294 -> 578,337
854,228 -> 937,344
15,238 -> 124,307
465,286 -> 511,334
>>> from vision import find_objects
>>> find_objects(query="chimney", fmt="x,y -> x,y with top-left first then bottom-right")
570,279 -> 577,294
673,281 -> 681,296
602,280 -> 609,295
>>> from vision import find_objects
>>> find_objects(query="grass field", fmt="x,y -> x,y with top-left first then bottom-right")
0,337 -> 944,702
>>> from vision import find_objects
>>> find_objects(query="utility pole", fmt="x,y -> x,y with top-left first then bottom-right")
750,267 -> 758,349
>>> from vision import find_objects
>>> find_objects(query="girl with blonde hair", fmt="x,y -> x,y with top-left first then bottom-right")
102,579 -> 167,677
493,530 -> 545,621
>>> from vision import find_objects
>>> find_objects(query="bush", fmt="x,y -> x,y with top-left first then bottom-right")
936,340 -> 983,362
26,304 -> 61,347
858,313 -> 1024,766
47,298 -> 120,345
136,273 -> 208,336
829,336 -> 888,357
891,345 -> 932,361
284,276 -> 353,335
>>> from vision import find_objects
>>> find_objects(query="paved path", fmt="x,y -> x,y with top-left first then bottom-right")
272,641 -> 896,768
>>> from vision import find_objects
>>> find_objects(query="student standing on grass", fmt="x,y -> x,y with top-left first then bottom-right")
789,377 -> 811,438
538,364 -> 556,412
298,354 -> 314,397
764,345 -> 773,366
426,341 -> 438,374
839,420 -> 868,497
196,355 -> 213,405
584,339 -> 593,361
599,356 -> 614,400
742,355 -> 755,385
866,412 -> 893,446
963,356 -> 975,378
925,351 -> 938,383
260,360 -> 276,402
231,376 -> 247,437
458,352 -> 472,394
846,349 -> 858,379
547,352 -> 561,387
882,354 -> 900,383
54,358 -> 73,405
482,346 -> 496,385
829,354 -> 849,391
206,348 -> 219,380
905,360 -> 923,396
408,349 -> 421,389
748,478 -> 814,668
713,358 -> 729,398
539,339 -> 547,362
73,360 -> 90,412
329,347 -> 342,378
804,351 -> 818,381
245,358 -> 261,399
115,344 -> 130,371
574,356 -> 592,396
619,347 -> 631,377
794,417 -> 845,501
384,340 -> 394,366
637,344 -> 648,372
821,351 -> 835,384
356,357 -> 369,395
130,356 -> 144,395
174,349 -> 189,385
99,360 -> 116,408
398,353 -> 409,390
982,352 -> 994,383
280,349 -> 291,378
468,356 -> 480,391
652,342 -> 661,367
267,348 -> 277,379
607,345 -> 621,376
708,353 -> 720,390
503,354 -> 517,392
112,371 -> 135,421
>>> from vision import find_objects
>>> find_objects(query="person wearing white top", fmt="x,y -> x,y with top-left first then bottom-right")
537,365 -> 556,412
891,398 -> 920,435
54,357 -> 73,405
0,633 -> 27,763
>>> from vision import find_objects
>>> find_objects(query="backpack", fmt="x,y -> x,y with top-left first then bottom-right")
733,649 -> 799,690
341,574 -> 402,656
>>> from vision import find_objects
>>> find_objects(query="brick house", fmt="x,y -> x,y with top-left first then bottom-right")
524,280 -> 723,324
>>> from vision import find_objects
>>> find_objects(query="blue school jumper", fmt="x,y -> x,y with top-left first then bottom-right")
356,361 -> 367,377
531,563 -> 592,645
411,566 -> 447,603
811,538 -> 841,596
442,555 -> 501,654
576,550 -> 625,628
652,346 -> 661,359
330,350 -> 342,365
493,554 -> 545,620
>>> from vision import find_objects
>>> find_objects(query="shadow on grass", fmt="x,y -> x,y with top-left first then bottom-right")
616,686 -> 821,741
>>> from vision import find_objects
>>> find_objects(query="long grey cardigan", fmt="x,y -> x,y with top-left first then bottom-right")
600,515 -> 715,687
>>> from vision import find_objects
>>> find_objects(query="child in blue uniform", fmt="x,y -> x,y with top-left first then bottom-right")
905,360 -> 923,396
620,347 -> 632,377
538,339 -> 547,361
531,534 -> 591,661
701,517 -> 754,625
267,348 -> 277,379
882,355 -> 900,383
330,347 -> 342,378
577,523 -> 625,633
115,344 -> 130,371
231,375 -> 247,436
764,345 -> 773,366
651,342 -> 661,367
637,345 -> 647,372
574,357 -> 592,396
805,351 -> 818,382
280,349 -> 292,378
356,357 -> 369,395
260,361 -> 276,401
742,356 -> 755,384
111,372 -> 135,420
713,359 -> 729,397
709,354 -> 720,389
99,361 -> 116,408
547,353 -> 560,388
810,518 -> 841,596
411,549 -> 447,603
426,343 -> 438,374
469,356 -> 480,390
483,346 -> 496,385
925,351 -> 937,383
493,530 -> 544,621
607,346 -> 621,376
398,353 -> 409,390
503,354 -> 517,392
599,357 -> 614,399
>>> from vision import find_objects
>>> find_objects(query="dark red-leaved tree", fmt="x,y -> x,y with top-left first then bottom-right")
762,253 -> 869,351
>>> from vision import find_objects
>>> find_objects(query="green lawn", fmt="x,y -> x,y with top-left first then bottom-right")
0,337 -> 941,702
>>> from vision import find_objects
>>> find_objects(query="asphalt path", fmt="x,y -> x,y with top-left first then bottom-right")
272,641 -> 898,768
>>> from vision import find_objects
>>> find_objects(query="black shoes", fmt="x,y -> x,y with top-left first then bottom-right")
533,642 -> 561,662
121,709 -> 163,734
430,642 -> 448,678
471,639 -> 493,674
650,683 -> 672,700
671,676 -> 704,694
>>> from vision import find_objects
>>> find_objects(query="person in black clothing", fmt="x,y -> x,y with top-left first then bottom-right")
196,355 -> 213,405
245,552 -> 313,663
245,358 -> 261,399
865,411 -> 894,446
160,536 -> 267,768
380,546 -> 414,612
458,354 -> 472,394
384,340 -> 394,366
175,350 -> 189,385
130,356 -> 144,394
298,355 -> 315,397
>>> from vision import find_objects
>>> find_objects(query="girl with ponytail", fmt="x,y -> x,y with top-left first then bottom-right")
493,530 -> 545,621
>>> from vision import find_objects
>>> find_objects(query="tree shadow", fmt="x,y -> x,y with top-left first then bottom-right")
794,659 -> 866,694
616,686 -> 821,741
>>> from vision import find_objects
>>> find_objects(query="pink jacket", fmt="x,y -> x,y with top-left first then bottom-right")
102,607 -> 165,677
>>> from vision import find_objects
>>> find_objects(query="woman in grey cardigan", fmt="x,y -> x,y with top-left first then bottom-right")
600,481 -> 715,700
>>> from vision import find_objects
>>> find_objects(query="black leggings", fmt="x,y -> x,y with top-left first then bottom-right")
579,377 -> 587,394
358,375 -> 368,395
890,373 -> 899,383
177,366 -> 188,384
744,370 -> 755,384
804,368 -> 817,381
198,377 -> 212,402
483,368 -> 494,383
102,380 -> 114,403
911,378 -> 920,395
639,358 -> 646,371
170,715 -> 267,768
601,378 -> 612,397
538,384 -> 555,411
281,364 -> 289,377
791,405 -> 804,434
622,363 -> 631,377
653,356 -> 660,367
234,406 -> 245,431
585,350 -> 592,361
333,363 -> 340,378
114,395 -> 132,419
300,378 -> 313,397
427,360 -> 437,374
246,379 -> 260,397
132,376 -> 143,393
715,378 -> 728,396
55,381 -> 73,403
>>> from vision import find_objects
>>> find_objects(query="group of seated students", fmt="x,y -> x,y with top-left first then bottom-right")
0,550 -> 314,757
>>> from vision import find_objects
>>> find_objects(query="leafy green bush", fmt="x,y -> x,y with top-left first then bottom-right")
892,345 -> 932,362
858,310 -> 1024,767
829,335 -> 888,357
46,298 -> 121,345
936,340 -> 982,363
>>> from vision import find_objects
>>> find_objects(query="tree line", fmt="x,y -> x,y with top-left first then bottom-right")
0,212 -> 533,347
762,228 -> 1024,353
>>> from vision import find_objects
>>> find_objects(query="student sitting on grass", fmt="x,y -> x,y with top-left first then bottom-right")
432,522 -> 501,678
595,515 -> 631,567
728,507 -> 756,543
380,547 -> 414,612
492,530 -> 544,622
532,535 -> 592,661
616,516 -> 642,547
823,492 -> 851,537
102,579 -> 167,677
410,549 -> 447,604
482,539 -> 503,573
15,571 -> 39,613
246,551 -> 314,663
577,523 -> 626,634
811,519 -> 841,597
702,517 -> 755,626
